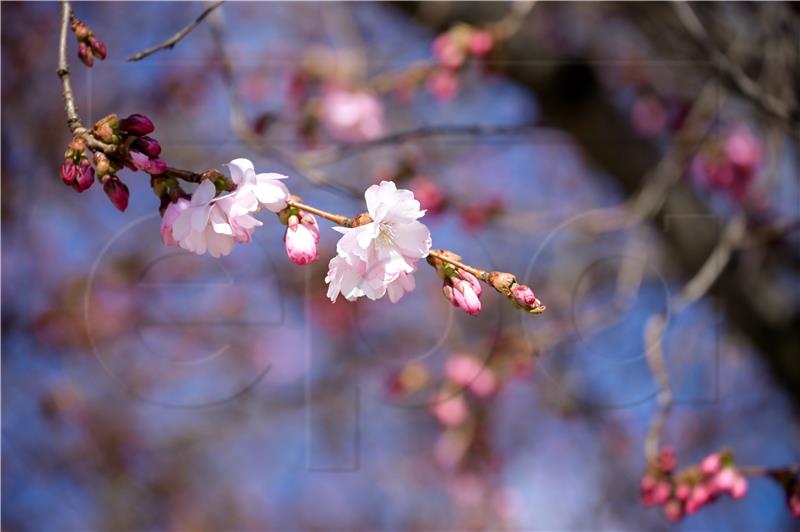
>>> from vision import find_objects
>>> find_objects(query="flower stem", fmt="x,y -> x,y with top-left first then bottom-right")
287,199 -> 353,227
427,249 -> 488,282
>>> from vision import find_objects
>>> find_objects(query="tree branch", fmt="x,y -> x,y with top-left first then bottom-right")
126,1 -> 224,62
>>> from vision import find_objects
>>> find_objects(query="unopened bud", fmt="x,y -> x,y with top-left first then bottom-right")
132,136 -> 161,157
103,176 -> 129,212
77,42 -> 93,67
488,271 -> 516,295
88,35 -> 106,60
93,152 -> 110,177
60,159 -> 77,185
73,158 -> 95,192
118,113 -> 155,136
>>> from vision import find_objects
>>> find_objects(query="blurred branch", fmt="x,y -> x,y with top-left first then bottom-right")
302,122 -> 539,166
673,212 -> 746,312
672,2 -> 797,127
398,1 -> 800,408
126,1 -> 224,62
644,314 -> 671,462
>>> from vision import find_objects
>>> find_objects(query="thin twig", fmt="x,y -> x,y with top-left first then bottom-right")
126,1 -> 224,62
644,314 -> 672,463
673,212 -> 746,312
58,0 -> 115,154
300,122 -> 539,166
673,2 -> 795,125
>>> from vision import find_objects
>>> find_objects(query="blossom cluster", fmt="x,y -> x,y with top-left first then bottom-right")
641,448 -> 748,521
429,24 -> 494,102
70,15 -> 106,67
693,126 -> 762,202
161,158 -> 289,258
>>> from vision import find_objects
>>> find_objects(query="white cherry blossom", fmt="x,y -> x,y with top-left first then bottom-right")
326,181 -> 431,303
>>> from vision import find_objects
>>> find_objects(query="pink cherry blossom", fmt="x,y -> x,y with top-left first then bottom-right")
319,88 -> 385,143
433,33 -> 466,69
430,394 -> 468,427
225,158 -> 289,213
409,176 -> 445,214
170,180 -> 261,257
161,198 -> 190,246
326,181 -> 431,303
468,30 -> 493,56
445,354 -> 483,386
427,69 -> 460,102
701,453 -> 722,476
731,474 -> 748,499
285,214 -> 320,265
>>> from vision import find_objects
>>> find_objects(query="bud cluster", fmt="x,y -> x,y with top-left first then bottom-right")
58,113 -> 167,212
641,448 -> 749,522
428,24 -> 495,101
71,16 -> 107,67
693,126 -> 762,203
60,138 -> 94,192
429,251 -> 483,316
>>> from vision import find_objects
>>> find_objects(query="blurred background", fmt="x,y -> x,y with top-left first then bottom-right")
2,1 -> 799,530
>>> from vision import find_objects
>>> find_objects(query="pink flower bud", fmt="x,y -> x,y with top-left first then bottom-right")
663,499 -> 684,522
430,394 -> 468,427
161,198 -> 190,246
789,492 -> 800,518
641,474 -> 657,494
88,35 -> 106,60
651,481 -> 671,505
658,446 -> 676,474
675,483 -> 691,501
132,136 -> 161,158
433,34 -> 466,69
72,159 -> 94,192
725,127 -> 761,172
103,176 -> 129,212
284,214 -> 320,265
445,354 -> 483,386
60,159 -> 77,186
77,42 -> 93,67
129,151 -> 166,175
468,30 -> 493,56
119,114 -> 155,136
511,284 -> 542,311
701,453 -> 722,476
443,270 -> 482,316
690,485 -> 710,507
469,369 -> 498,397
730,474 -> 748,499
409,177 -> 445,214
714,467 -> 737,492
427,69 -> 460,102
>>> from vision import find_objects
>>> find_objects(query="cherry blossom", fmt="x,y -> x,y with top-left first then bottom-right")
161,198 -> 190,246
319,88 -> 385,143
225,158 -> 289,213
325,181 -> 431,303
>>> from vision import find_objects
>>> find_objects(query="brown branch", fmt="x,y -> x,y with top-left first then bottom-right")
644,314 -> 671,463
672,2 -> 796,126
126,1 -> 224,62
300,122 -> 540,166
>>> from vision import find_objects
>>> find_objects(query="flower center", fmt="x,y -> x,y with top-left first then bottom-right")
376,222 -> 395,248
